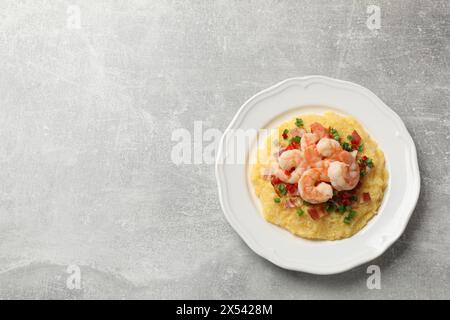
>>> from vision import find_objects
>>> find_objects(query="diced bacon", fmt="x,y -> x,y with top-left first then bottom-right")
271,176 -> 282,186
342,199 -> 351,206
279,141 -> 300,156
341,192 -> 352,200
285,183 -> 298,194
308,208 -> 319,220
351,130 -> 362,146
287,141 -> 300,150
284,197 -> 301,209
362,192 -> 371,202
308,206 -> 327,220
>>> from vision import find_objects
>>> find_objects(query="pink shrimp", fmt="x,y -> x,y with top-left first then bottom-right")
330,150 -> 357,165
272,163 -> 306,184
300,133 -> 319,151
298,168 -> 333,204
278,149 -> 303,170
316,137 -> 342,158
303,145 -> 322,166
327,150 -> 360,191
310,122 -> 329,139
289,127 -> 306,138
272,149 -> 308,184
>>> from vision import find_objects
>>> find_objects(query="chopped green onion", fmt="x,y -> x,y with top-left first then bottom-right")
337,205 -> 346,214
278,184 -> 287,196
347,135 -> 353,141
360,169 -> 366,177
290,136 -> 301,143
274,197 -> 281,203
330,128 -> 340,141
296,208 -> 304,216
326,202 -> 337,212
295,118 -> 304,127
359,156 -> 374,168
344,210 -> 357,224
342,142 -> 352,152
357,144 -> 364,152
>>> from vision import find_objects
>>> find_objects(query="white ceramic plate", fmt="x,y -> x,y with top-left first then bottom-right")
215,76 -> 420,275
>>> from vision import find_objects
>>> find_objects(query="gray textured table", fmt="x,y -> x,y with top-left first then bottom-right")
0,0 -> 449,299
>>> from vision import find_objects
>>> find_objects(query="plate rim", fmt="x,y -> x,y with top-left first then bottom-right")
215,75 -> 420,274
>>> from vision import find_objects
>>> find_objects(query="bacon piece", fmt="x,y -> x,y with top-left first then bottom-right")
285,183 -> 298,194
341,192 -> 352,200
362,192 -> 371,202
308,206 -> 327,220
271,176 -> 282,186
284,197 -> 301,209
351,130 -> 362,146
341,199 -> 351,206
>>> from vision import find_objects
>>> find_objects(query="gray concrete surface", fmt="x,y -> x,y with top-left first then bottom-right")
0,0 -> 449,299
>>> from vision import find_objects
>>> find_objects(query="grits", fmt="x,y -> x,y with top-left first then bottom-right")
251,112 -> 388,240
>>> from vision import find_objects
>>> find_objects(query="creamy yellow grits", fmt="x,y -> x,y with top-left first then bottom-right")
251,112 -> 388,240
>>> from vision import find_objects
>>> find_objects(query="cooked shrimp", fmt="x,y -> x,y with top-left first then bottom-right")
316,138 -> 342,158
303,145 -> 322,165
289,127 -> 306,137
300,133 -> 319,151
310,122 -> 328,139
313,161 -> 331,182
278,149 -> 303,170
298,168 -> 333,204
314,158 -> 330,169
328,160 -> 360,191
330,150 -> 357,165
272,163 -> 306,184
